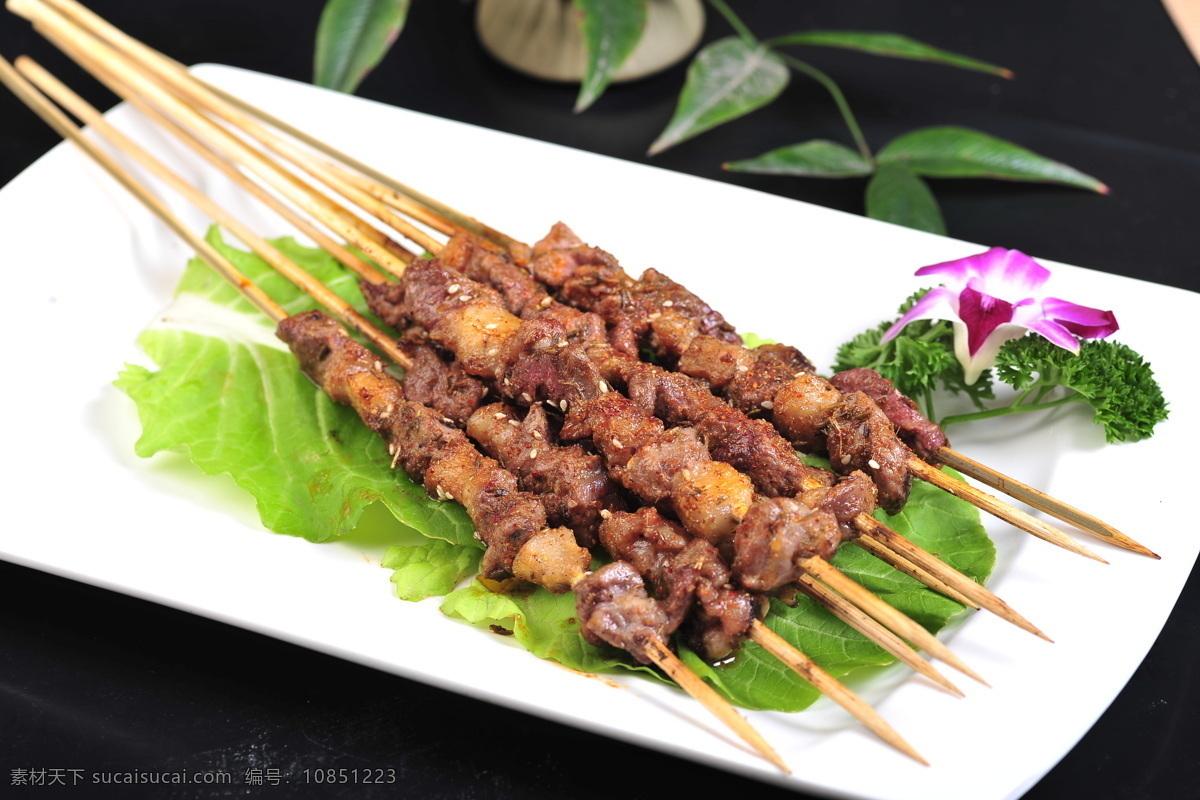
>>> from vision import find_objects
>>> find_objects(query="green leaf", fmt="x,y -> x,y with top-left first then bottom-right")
770,31 -> 1012,78
724,139 -> 873,178
314,0 -> 411,93
114,227 -> 476,546
648,37 -> 789,156
865,163 -> 947,234
573,0 -> 648,112
440,581 -> 664,679
877,127 -> 1108,193
384,540 -> 482,601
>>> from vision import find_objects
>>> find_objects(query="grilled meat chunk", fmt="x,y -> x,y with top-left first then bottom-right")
563,392 -> 754,546
531,222 -> 740,358
826,392 -> 912,514
573,561 -> 674,665
467,402 -> 625,548
396,337 -> 490,425
831,367 -> 949,460
600,508 -> 763,661
732,498 -> 843,593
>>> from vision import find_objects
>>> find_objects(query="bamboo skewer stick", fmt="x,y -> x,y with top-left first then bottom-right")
934,446 -> 1157,559
799,556 -> 988,686
28,0 -> 522,250
24,0 -> 1149,562
853,535 -> 978,609
749,620 -> 928,765
855,515 -> 1050,642
10,56 -> 404,365
642,635 -> 790,771
0,55 -> 802,772
17,0 -> 416,276
794,575 -> 963,697
21,51 -> 382,285
4,49 -> 944,767
908,459 -> 1106,564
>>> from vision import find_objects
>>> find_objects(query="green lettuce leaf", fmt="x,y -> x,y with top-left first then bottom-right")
385,540 -> 482,601
115,227 -> 475,546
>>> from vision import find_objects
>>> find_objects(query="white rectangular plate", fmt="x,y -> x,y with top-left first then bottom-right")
2,64 -> 1197,800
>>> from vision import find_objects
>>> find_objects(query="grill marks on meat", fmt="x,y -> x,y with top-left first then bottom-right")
276,310 -> 582,583
466,402 -> 624,548
826,392 -> 912,515
600,508 -> 763,661
831,368 -> 949,460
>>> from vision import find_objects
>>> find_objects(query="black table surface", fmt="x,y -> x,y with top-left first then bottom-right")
3,2 -> 1199,798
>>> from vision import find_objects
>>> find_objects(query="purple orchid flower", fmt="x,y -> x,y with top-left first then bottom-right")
882,248 -> 1119,383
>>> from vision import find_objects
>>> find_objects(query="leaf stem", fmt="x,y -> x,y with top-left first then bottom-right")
940,393 -> 1082,428
705,0 -> 758,45
778,54 -> 872,162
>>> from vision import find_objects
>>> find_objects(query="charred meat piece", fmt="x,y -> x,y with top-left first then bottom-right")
804,471 -> 879,539
751,343 -> 816,375
499,316 -> 608,410
670,539 -> 762,661
531,222 -> 740,358
831,367 -> 949,460
529,221 -> 621,287
826,392 -> 912,515
563,392 -> 754,546
573,561 -> 675,665
600,509 -> 763,661
396,337 -> 490,426
589,345 -> 832,499
771,372 -> 843,453
466,402 -> 625,548
732,498 -> 843,593
440,231 -> 608,344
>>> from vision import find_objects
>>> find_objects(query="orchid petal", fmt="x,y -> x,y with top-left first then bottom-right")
1021,318 -> 1083,353
916,247 -> 1051,299
881,286 -> 959,342
958,286 -> 1015,356
1040,297 -> 1119,339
